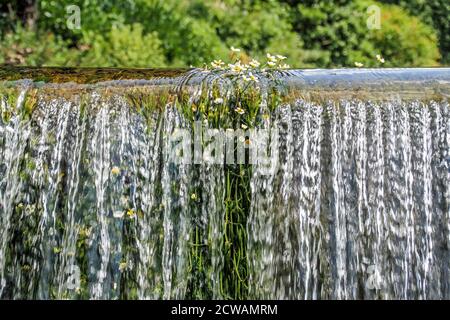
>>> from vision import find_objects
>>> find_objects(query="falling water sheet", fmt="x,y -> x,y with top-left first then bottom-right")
0,67 -> 449,300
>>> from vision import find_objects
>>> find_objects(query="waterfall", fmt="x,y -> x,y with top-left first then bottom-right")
0,68 -> 449,299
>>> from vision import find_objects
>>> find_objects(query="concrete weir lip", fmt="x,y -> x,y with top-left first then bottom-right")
0,66 -> 189,84
0,66 -> 449,88
284,68 -> 450,101
0,67 -> 449,102
0,66 -> 450,107
287,67 -> 450,89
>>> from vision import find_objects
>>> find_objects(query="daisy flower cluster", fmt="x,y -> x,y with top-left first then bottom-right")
207,47 -> 291,83
191,47 -> 291,126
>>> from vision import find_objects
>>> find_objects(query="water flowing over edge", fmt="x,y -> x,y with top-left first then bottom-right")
0,68 -> 449,299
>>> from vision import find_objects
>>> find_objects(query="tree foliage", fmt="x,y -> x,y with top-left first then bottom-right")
284,0 -> 440,67
0,0 -> 444,68
80,24 -> 166,68
379,0 -> 450,63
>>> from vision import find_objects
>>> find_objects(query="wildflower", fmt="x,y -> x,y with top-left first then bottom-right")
111,166 -> 120,175
191,193 -> 197,200
276,55 -> 287,60
279,63 -> 290,69
113,210 -> 124,218
243,72 -> 258,82
235,107 -> 245,115
79,226 -> 92,238
376,54 -> 385,64
120,196 -> 129,207
266,53 -> 277,62
267,61 -> 276,67
213,97 -> 224,104
230,46 -> 241,53
22,265 -> 31,272
119,261 -> 128,272
228,61 -> 247,73
241,124 -> 248,130
211,59 -> 225,69
354,62 -> 364,68
127,209 -> 136,218
191,105 -> 197,112
53,247 -> 61,254
248,72 -> 259,82
17,203 -> 24,209
249,59 -> 260,68
25,204 -> 36,215
245,139 -> 251,145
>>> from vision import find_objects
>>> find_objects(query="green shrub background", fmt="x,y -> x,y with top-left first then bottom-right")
0,0 -> 447,68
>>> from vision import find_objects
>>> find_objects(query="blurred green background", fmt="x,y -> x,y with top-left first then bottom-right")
0,0 -> 448,68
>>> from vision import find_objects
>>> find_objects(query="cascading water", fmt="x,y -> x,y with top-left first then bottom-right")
0,67 -> 448,299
